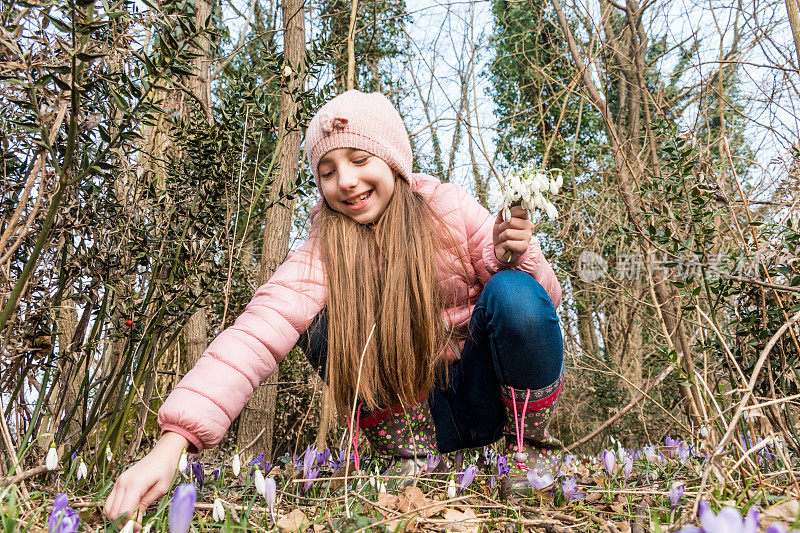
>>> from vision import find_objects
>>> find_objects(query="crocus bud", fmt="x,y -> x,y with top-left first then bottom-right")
669,484 -> 684,509
46,445 -> 58,471
231,453 -> 241,477
177,450 -> 187,474
76,459 -> 88,481
601,450 -> 616,476
253,467 -> 266,497
212,497 -> 225,522
622,455 -> 633,481
265,477 -> 276,515
169,483 -> 197,533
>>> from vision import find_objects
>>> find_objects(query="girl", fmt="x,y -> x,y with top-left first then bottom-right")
104,90 -> 564,525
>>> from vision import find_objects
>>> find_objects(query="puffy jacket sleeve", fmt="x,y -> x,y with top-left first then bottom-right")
456,184 -> 562,309
157,238 -> 327,452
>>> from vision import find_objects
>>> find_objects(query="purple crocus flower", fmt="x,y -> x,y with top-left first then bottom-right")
563,454 -> 576,469
496,455 -> 510,478
562,475 -> 580,501
303,468 -> 319,493
665,436 -> 680,456
677,442 -> 691,464
457,465 -> 477,494
601,450 -> 616,476
622,455 -> 633,481
490,476 -> 496,489
303,446 -> 317,476
48,494 -> 79,533
527,470 -> 554,490
191,460 -> 204,491
169,483 -> 197,533
669,484 -> 684,509
249,453 -> 265,475
212,467 -> 220,481
697,501 -> 759,533
426,453 -> 441,472
317,448 -> 331,465
71,451 -> 77,462
643,445 -> 658,462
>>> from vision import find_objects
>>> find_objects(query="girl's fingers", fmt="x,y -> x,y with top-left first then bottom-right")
105,484 -> 124,521
499,228 -> 533,243
509,205 -> 529,219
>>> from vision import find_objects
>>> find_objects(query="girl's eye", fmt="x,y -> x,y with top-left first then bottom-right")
320,170 -> 334,179
353,156 -> 369,164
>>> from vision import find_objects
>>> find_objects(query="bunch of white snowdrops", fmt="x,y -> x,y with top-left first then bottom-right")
500,164 -> 563,222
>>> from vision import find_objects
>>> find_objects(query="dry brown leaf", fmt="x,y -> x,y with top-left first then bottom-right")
441,507 -> 479,533
277,508 -> 308,532
585,491 -> 604,503
762,500 -> 800,523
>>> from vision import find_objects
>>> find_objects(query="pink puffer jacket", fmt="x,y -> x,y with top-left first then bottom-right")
158,173 -> 562,452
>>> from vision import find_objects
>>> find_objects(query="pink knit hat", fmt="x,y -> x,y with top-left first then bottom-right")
305,90 -> 413,187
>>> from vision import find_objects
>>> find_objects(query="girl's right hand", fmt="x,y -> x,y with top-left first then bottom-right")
103,432 -> 190,531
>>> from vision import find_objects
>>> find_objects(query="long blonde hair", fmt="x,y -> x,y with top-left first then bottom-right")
313,177 -> 457,417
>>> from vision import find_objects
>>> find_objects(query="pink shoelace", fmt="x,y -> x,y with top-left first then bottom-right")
345,403 -> 363,471
511,388 -> 531,471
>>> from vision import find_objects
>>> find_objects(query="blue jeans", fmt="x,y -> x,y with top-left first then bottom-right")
296,270 -> 564,453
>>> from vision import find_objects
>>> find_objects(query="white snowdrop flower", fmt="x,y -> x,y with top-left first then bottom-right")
368,474 -> 376,489
544,200 -> 559,220
212,497 -> 225,522
555,173 -> 563,189
377,480 -> 387,493
535,173 -> 549,192
502,206 -> 512,222
549,178 -> 560,195
533,192 -> 546,211
700,425 -> 709,438
231,452 -> 241,477
142,523 -> 152,533
105,444 -> 113,463
120,520 -> 135,533
45,445 -> 58,471
77,458 -> 88,481
177,449 -> 187,473
447,478 -> 457,499
254,467 -> 266,497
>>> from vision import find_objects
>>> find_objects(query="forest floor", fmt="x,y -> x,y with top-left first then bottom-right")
2,438 -> 799,532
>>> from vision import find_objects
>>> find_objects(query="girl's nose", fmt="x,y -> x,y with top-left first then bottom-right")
337,164 -> 359,189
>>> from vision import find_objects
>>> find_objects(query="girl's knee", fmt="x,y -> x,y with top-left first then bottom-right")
483,271 -> 556,325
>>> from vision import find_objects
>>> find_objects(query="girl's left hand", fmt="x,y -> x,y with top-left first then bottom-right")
493,205 -> 534,263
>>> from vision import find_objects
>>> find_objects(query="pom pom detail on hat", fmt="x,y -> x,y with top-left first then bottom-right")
306,90 -> 414,188
319,112 -> 349,133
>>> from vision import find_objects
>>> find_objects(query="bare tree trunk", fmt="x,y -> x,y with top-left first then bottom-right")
236,0 -> 306,459
180,0 -> 212,376
787,0 -> 800,63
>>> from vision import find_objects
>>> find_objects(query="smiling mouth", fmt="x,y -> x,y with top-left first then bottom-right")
343,190 -> 373,205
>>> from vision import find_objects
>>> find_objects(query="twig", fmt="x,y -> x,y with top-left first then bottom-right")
0,465 -> 55,488
344,322 -> 376,518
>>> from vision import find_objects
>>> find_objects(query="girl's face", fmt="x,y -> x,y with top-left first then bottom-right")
317,148 -> 397,224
